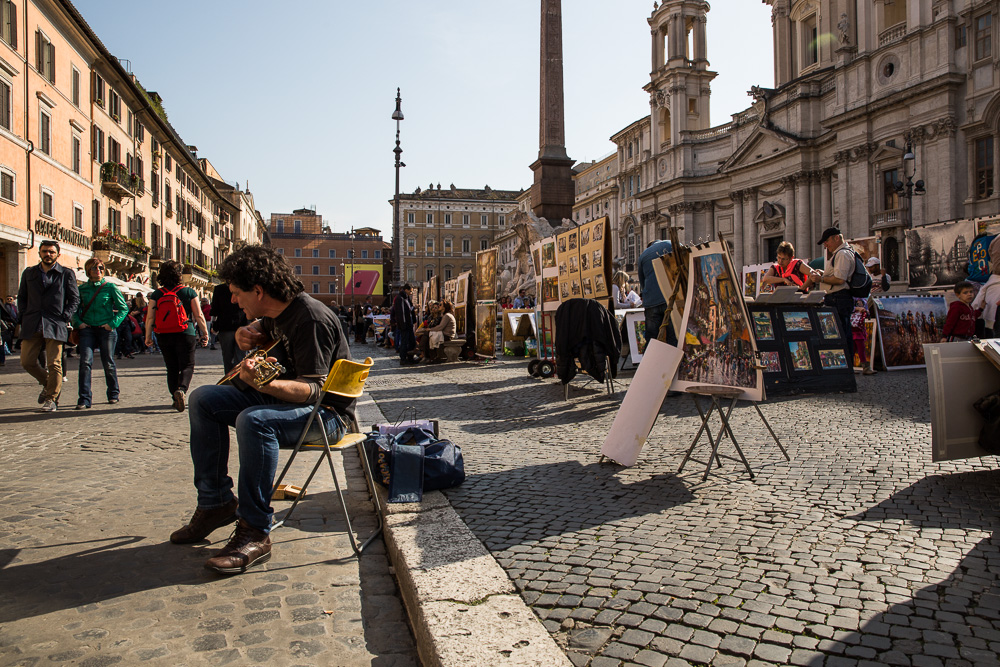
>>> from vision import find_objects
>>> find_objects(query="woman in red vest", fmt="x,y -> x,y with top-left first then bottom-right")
761,242 -> 819,290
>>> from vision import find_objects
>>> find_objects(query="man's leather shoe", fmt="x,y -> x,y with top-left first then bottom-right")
169,498 -> 238,544
204,518 -> 271,575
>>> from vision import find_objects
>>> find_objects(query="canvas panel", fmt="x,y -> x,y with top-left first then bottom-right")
904,220 -> 975,288
925,341 -> 998,462
874,294 -> 947,369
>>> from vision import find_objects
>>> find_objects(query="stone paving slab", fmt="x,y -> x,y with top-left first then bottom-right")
362,346 -> 1000,667
0,349 -> 418,667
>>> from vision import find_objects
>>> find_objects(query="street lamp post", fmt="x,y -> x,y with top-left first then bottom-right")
349,226 -> 356,313
894,142 -> 926,218
392,88 -> 405,292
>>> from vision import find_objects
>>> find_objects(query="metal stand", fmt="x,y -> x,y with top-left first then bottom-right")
564,356 -> 617,400
677,386 -> 790,481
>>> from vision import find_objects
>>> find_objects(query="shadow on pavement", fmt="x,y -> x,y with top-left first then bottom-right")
0,536 -> 208,623
444,459 -> 697,554
821,470 -> 1000,664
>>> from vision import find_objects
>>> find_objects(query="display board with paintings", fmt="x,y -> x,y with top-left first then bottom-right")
748,303 -> 856,395
741,262 -> 773,299
905,220 -> 974,289
531,238 -> 560,312
475,303 -> 497,357
443,278 -> 458,306
476,249 -> 498,302
873,294 -> 948,370
853,319 -> 877,371
670,242 -> 763,401
455,271 -> 470,308
555,218 -> 611,303
428,275 -> 440,303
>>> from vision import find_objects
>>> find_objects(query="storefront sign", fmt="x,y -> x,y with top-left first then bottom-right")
34,219 -> 91,250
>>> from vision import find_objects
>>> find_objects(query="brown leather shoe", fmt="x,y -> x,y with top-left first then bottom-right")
169,498 -> 238,544
204,518 -> 271,575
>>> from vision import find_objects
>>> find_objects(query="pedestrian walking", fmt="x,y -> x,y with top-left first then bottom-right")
391,283 -> 417,365
209,282 -> 246,375
72,257 -> 128,408
144,260 -> 209,412
17,240 -> 80,412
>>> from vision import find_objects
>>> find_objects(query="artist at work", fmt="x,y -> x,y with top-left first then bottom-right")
169,245 -> 353,575
761,241 -> 819,290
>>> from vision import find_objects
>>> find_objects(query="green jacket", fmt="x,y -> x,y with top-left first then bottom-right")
71,279 -> 128,329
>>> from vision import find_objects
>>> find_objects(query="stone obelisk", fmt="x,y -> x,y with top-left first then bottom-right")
529,0 -> 574,223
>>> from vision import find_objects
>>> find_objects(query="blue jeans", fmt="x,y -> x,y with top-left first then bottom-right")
644,303 -> 678,347
188,384 -> 347,534
77,326 -> 119,406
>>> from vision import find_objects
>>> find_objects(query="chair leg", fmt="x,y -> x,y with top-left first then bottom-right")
271,403 -> 321,499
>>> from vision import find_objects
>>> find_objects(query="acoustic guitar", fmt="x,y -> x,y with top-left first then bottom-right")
217,338 -> 286,387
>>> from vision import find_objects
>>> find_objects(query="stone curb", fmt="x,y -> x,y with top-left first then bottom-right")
355,394 -> 572,667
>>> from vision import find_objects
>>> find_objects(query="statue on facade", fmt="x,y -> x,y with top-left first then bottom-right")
838,13 -> 850,45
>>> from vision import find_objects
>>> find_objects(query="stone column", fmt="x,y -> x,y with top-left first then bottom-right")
732,191 -> 745,270
747,188 -> 760,265
794,175 -> 811,254
694,15 -> 708,65
781,176 -> 797,253
821,169 -> 833,239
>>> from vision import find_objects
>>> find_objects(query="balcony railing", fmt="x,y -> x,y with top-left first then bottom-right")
871,208 -> 904,229
92,232 -> 150,267
879,21 -> 906,47
100,162 -> 143,198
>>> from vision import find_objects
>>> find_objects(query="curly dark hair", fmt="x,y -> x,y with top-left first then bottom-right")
218,245 -> 303,301
157,260 -> 184,289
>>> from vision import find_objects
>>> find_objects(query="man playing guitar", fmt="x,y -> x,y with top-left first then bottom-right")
169,245 -> 354,574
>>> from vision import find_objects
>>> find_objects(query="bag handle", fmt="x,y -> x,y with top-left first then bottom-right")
79,282 -> 109,321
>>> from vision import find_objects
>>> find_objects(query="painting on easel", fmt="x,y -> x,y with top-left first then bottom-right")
670,242 -> 763,401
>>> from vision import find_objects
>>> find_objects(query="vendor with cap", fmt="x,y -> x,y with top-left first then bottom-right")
815,227 -> 856,360
866,256 -> 891,293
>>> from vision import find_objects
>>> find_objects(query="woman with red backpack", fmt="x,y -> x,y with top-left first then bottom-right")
144,261 -> 209,411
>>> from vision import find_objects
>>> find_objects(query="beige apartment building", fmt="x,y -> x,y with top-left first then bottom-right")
393,183 -> 520,284
267,208 -> 389,305
0,0 -> 244,299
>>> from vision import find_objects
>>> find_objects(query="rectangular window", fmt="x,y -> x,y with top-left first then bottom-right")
977,137 -> 995,199
0,77 -> 10,130
976,14 -> 992,61
328,282 -> 335,293
165,153 -> 172,171
126,110 -> 133,137
426,238 -> 435,252
135,121 -> 144,143
462,239 -> 471,253
35,31 -> 54,83
406,238 -> 415,253
374,250 -> 381,259
361,249 -> 368,258
328,249 -> 336,258
72,134 -> 81,173
957,25 -> 968,49
41,189 -> 53,217
73,204 -> 83,230
39,109 -> 50,154
312,248 -> 319,257
294,248 -> 301,257
444,213 -> 452,225
70,67 -> 80,107
276,219 -> 284,232
445,267 -> 452,280
407,212 -> 414,225
108,137 -> 119,164
0,169 -> 13,202
329,265 -> 336,275
94,73 -> 105,106
444,238 -> 452,254
294,219 -> 301,233
312,283 -> 319,294
348,249 -> 354,259
882,169 -> 900,211
91,199 -> 99,233
1,0 -> 16,49
426,268 -> 434,281
277,247 -> 284,255
92,126 -> 104,162
110,90 -> 121,121
481,238 -> 488,250
463,214 -> 470,226
426,213 -> 433,225
499,215 -> 505,227
312,265 -> 319,275
481,214 -> 488,227
294,265 -> 301,275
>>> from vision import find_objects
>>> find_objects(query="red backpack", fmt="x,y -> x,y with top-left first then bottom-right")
155,286 -> 190,334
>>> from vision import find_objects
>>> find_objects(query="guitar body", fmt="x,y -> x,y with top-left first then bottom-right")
217,338 -> 283,386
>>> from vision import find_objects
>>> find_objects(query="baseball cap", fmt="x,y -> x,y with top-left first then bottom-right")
865,256 -> 881,268
817,227 -> 841,245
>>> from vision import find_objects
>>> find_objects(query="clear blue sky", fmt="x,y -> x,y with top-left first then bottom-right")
73,1 -> 773,235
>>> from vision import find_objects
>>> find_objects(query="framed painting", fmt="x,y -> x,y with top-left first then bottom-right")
625,310 -> 648,365
760,350 -> 782,373
875,294 -> 947,369
752,311 -> 775,341
818,348 -> 849,370
782,311 -> 812,333
475,303 -> 496,357
788,341 -> 813,371
816,311 -> 841,340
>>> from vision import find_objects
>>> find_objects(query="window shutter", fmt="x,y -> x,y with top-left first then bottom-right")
7,1 -> 16,49
0,81 -> 9,130
34,30 -> 41,72
47,42 -> 55,83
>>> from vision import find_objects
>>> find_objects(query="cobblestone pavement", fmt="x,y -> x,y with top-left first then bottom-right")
364,346 -> 1000,667
0,349 -> 418,667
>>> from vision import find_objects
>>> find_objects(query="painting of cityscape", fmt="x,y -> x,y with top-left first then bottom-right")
874,295 -> 948,369
672,242 -> 763,401
904,220 -> 974,288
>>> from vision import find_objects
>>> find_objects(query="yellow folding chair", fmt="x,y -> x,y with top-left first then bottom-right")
270,356 -> 382,555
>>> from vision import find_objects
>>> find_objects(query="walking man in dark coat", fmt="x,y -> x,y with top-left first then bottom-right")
18,240 -> 80,411
391,284 -> 417,365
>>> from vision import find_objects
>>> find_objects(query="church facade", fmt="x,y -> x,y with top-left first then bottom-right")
609,0 -> 999,282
